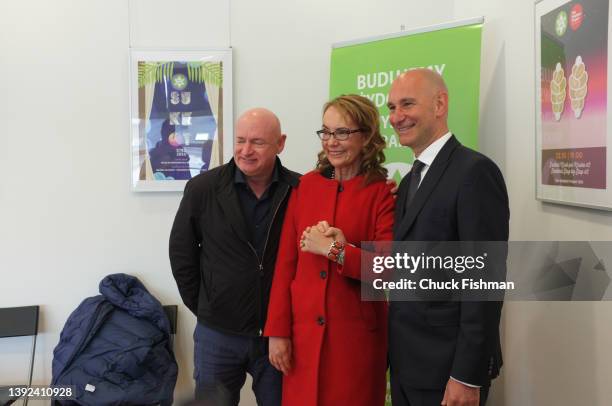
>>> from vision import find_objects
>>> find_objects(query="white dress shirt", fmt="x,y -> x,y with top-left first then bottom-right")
413,131 -> 452,188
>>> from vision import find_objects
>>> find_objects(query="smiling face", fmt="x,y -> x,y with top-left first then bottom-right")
387,70 -> 449,156
234,109 -> 286,181
321,106 -> 365,173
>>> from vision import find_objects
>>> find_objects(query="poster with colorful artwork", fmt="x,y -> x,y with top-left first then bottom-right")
129,49 -> 233,192
536,0 -> 612,210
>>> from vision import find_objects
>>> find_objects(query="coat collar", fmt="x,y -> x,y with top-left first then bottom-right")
215,158 -> 298,245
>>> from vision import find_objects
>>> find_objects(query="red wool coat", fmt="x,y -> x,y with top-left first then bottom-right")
264,171 -> 394,406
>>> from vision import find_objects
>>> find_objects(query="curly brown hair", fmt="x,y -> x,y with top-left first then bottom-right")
316,94 -> 387,185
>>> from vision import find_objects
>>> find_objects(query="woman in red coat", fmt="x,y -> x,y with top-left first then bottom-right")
264,94 -> 394,405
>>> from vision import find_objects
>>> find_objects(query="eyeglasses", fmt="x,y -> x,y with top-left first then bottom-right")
315,128 -> 363,141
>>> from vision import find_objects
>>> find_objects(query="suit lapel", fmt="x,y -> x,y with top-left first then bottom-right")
394,135 -> 460,240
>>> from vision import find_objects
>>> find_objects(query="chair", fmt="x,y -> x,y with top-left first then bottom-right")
0,306 -> 39,406
162,305 -> 177,349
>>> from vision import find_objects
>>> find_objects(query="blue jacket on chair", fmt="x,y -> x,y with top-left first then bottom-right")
52,273 -> 178,405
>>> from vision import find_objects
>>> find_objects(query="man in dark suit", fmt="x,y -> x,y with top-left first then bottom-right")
387,69 -> 509,406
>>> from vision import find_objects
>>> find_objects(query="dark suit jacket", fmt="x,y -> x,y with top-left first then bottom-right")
390,135 -> 509,389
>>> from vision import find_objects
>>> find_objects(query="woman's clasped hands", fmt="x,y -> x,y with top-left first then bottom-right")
299,221 -> 346,256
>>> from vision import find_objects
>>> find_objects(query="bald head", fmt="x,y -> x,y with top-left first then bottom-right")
387,69 -> 450,155
236,108 -> 282,141
234,107 -> 286,183
393,68 -> 448,99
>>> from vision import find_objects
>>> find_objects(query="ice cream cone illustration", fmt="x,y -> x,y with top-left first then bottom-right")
569,55 -> 588,118
550,62 -> 566,121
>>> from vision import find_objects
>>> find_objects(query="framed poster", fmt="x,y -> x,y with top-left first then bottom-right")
129,49 -> 233,192
535,0 -> 612,210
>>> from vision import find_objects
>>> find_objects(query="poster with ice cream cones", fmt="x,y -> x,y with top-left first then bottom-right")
536,0 -> 612,210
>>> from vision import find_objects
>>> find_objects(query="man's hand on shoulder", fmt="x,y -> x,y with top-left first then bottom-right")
441,378 -> 479,406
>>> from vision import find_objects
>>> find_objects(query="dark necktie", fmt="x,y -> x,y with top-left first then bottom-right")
405,159 -> 425,209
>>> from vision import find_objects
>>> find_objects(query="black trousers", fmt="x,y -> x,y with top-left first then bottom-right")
390,374 -> 490,406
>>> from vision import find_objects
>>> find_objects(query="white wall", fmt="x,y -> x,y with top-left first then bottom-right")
0,0 -> 452,405
454,1 -> 612,405
0,0 -> 230,403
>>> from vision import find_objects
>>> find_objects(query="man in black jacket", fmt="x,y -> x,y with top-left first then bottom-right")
387,70 -> 509,406
169,108 -> 300,406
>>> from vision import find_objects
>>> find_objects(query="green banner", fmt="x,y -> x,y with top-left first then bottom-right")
330,20 -> 483,183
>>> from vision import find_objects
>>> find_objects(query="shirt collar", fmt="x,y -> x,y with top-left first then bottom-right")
415,132 -> 452,167
234,160 -> 280,185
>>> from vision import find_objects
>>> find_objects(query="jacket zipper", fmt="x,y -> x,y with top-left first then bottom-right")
261,184 -> 290,270
249,183 -> 291,336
